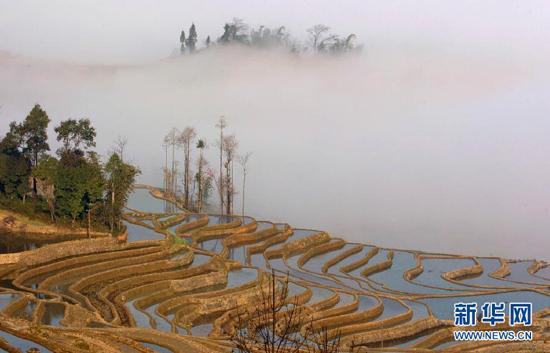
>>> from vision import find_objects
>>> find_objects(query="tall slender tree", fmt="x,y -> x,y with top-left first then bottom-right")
113,135 -> 128,162
222,134 -> 238,215
20,104 -> 50,168
196,139 -> 207,212
186,23 -> 198,52
216,117 -> 227,215
177,127 -> 196,208
163,128 -> 179,212
104,152 -> 140,232
20,104 -> 50,196
179,30 -> 186,53
162,141 -> 169,211
238,152 -> 252,219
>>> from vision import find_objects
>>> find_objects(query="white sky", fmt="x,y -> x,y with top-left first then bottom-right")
1,0 -> 550,64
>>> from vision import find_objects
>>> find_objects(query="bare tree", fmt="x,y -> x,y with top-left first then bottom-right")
228,270 -> 343,353
177,127 -> 196,208
307,24 -> 330,53
216,116 -> 227,215
113,135 -> 128,162
306,326 -> 342,353
219,18 -> 249,44
164,128 -> 179,197
162,141 -> 169,211
307,24 -> 338,53
222,134 -> 238,215
196,138 -> 207,212
238,152 -> 252,219
229,271 -> 306,353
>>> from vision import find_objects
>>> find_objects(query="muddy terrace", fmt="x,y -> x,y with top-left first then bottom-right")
0,186 -> 547,352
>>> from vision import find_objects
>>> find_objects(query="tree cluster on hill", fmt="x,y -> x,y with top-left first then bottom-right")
178,19 -> 360,55
0,104 -> 139,233
162,117 -> 251,217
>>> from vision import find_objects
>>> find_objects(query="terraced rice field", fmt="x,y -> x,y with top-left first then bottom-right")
0,186 -> 547,352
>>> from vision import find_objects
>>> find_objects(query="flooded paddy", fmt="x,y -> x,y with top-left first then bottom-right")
0,186 -> 546,352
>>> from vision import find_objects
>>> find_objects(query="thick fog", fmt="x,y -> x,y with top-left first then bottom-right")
1,1 -> 550,259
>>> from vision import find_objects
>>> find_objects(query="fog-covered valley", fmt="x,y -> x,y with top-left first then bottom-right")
2,43 -> 549,259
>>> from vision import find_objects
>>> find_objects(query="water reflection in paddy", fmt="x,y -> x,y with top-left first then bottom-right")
336,292 -> 355,307
327,245 -> 370,274
167,214 -> 203,233
127,188 -> 167,213
506,261 -> 549,285
392,330 -> 434,348
241,216 -> 254,225
127,299 -> 153,329
250,253 -> 268,271
125,221 -> 164,242
255,221 -> 274,232
201,239 -> 223,253
284,253 -> 364,291
0,329 -> 52,352
144,303 -> 172,332
164,313 -> 187,335
404,300 -> 429,320
229,246 -> 246,263
0,293 -> 21,311
207,215 -> 235,225
13,300 -> 37,320
378,298 -> 408,319
287,282 -> 307,297
270,258 -> 340,289
301,243 -> 356,273
289,229 -> 317,241
347,249 -> 389,279
369,251 -> 461,295
535,266 -> 549,280
308,286 -> 333,304
190,323 -> 212,336
459,258 -> 524,288
227,268 -> 257,288
357,295 -> 378,311
190,254 -> 211,267
40,302 -> 65,326
140,342 -> 173,353
413,257 -> 476,290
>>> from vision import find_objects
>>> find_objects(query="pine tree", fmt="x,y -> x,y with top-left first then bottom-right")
186,24 -> 198,52
179,30 -> 186,53
20,104 -> 50,196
